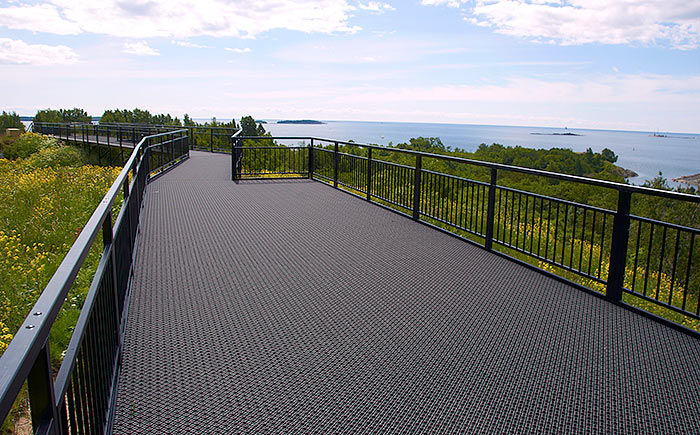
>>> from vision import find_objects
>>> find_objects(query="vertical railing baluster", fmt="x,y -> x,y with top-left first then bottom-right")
606,189 -> 632,302
119,126 -> 124,165
333,141 -> 339,188
683,233 -> 694,312
413,154 -> 422,221
308,139 -> 314,179
656,226 -> 668,300
367,148 -> 373,201
485,168 -> 497,250
669,228 -> 681,305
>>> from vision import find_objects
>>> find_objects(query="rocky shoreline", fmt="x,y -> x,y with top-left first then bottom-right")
611,166 -> 638,179
673,173 -> 700,187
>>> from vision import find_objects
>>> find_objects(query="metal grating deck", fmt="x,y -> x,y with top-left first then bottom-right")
113,151 -> 700,434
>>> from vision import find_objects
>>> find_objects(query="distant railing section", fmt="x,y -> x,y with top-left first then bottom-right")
34,122 -> 239,164
98,123 -> 238,153
0,129 -> 189,433
232,136 -> 700,331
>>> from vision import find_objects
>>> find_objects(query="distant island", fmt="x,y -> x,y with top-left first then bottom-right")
256,120 -> 267,124
530,132 -> 583,136
650,132 -> 695,139
277,120 -> 325,124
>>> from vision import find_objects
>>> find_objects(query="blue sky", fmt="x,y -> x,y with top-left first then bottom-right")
0,0 -> 699,133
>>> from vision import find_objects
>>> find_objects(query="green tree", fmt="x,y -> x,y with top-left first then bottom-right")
34,108 -> 91,124
0,111 -> 24,133
33,109 -> 63,123
240,116 -> 259,136
601,148 -> 618,163
397,137 -> 448,153
183,113 -> 195,126
60,108 -> 91,123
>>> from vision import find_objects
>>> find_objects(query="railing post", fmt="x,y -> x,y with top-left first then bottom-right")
485,168 -> 498,250
210,128 -> 214,153
413,154 -> 422,221
231,137 -> 240,181
366,148 -> 372,201
144,145 -> 151,176
606,189 -> 632,302
27,342 -> 59,433
230,137 -> 236,181
333,141 -> 339,188
308,139 -> 314,179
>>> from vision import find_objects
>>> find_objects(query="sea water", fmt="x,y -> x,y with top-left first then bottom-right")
261,120 -> 699,186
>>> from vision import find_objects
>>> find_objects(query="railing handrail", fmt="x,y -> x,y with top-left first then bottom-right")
98,122 -> 239,131
0,128 -> 187,424
32,121 -> 239,133
237,135 -> 700,204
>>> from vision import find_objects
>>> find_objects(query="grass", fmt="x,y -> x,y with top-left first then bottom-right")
0,133 -> 122,433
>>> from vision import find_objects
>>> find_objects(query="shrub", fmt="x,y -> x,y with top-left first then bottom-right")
25,145 -> 85,168
1,133 -> 60,160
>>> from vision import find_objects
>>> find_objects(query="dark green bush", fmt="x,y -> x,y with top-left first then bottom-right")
2,133 -> 60,160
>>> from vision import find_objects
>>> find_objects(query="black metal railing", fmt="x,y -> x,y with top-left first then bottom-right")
35,122 -> 239,163
231,136 -> 309,180
232,136 -> 700,332
0,129 -> 189,433
98,123 -> 239,153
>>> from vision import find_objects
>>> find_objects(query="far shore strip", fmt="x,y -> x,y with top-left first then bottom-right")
673,173 -> 700,187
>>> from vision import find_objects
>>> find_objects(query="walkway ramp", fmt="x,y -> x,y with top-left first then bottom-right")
113,151 -> 700,434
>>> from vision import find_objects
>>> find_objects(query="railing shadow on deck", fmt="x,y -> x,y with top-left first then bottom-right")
0,127 -> 190,434
231,135 -> 700,335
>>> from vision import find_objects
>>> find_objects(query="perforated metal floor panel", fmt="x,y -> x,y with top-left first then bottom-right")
113,151 -> 700,434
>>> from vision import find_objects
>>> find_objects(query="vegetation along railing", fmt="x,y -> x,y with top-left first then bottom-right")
0,128 -> 189,433
232,136 -> 700,333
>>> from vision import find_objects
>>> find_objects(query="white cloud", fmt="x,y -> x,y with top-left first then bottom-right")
469,0 -> 700,49
358,2 -> 395,12
225,47 -> 251,53
123,41 -> 159,56
0,38 -> 78,65
172,40 -> 207,48
421,0 -> 467,7
0,0 -> 361,38
0,4 -> 80,35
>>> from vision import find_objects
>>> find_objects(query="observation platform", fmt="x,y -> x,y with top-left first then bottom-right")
111,151 -> 700,434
